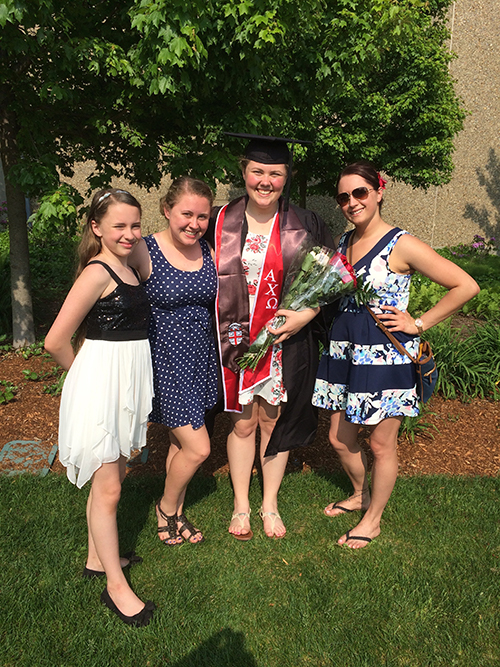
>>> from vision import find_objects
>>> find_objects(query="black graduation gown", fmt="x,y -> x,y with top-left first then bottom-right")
205,196 -> 334,456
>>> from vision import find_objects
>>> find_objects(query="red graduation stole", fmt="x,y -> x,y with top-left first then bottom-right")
214,196 -> 308,412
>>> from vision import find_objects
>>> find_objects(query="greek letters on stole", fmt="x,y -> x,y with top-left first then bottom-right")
214,196 -> 308,412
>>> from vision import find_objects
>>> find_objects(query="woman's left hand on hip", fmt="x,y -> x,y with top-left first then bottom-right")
377,306 -> 418,334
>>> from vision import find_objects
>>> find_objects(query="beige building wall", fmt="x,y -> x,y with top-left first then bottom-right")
67,0 -> 499,247
309,0 -> 500,247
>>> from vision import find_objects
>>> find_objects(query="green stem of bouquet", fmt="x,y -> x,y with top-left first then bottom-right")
237,315 -> 286,371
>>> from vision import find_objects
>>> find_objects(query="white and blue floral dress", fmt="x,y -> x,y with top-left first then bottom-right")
312,227 -> 420,425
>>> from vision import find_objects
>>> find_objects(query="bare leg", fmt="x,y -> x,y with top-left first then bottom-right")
165,432 -> 185,511
157,424 -> 210,544
258,398 -> 287,538
88,457 -> 145,615
338,416 -> 401,548
86,461 -> 130,570
324,411 -> 370,516
227,402 -> 259,537
165,434 -> 181,475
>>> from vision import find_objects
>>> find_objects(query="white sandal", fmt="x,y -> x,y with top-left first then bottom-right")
259,507 -> 285,538
230,510 -> 253,541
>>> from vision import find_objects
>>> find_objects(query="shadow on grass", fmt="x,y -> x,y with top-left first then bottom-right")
169,628 -> 258,667
308,469 -> 355,498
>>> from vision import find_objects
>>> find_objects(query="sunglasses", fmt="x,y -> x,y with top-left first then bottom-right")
336,187 -> 374,207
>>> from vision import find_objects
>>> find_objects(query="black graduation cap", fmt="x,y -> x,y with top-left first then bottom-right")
224,132 -> 312,211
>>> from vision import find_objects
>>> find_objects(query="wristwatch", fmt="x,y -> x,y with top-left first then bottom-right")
414,318 -> 424,335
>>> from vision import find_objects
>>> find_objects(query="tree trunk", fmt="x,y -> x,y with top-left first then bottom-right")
0,110 -> 35,348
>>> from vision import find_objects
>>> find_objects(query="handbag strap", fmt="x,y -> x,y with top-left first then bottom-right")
366,305 -> 417,364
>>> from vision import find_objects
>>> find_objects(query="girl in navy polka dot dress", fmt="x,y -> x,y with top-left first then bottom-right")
132,177 -> 217,545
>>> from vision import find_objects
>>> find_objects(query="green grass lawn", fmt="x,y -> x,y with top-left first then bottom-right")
1,471 -> 499,667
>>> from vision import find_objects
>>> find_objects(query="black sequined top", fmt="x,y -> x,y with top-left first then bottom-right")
85,261 -> 150,341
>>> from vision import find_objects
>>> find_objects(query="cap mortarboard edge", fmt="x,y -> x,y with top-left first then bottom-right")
223,132 -> 312,147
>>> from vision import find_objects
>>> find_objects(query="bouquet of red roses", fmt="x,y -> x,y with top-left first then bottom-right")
237,244 -> 358,371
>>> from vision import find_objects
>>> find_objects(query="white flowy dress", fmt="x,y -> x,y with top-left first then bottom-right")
58,261 -> 153,488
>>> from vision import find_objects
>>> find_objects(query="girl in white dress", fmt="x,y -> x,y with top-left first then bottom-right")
45,189 -> 155,627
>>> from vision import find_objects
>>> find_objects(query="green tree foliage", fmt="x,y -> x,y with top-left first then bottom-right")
0,0 -> 464,344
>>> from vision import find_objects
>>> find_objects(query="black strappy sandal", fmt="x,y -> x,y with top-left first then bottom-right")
177,513 -> 205,544
156,499 -> 183,546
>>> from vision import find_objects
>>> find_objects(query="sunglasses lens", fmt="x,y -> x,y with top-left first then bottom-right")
352,187 -> 370,200
336,187 -> 371,206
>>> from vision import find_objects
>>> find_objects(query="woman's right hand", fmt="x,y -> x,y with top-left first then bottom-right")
267,307 -> 320,344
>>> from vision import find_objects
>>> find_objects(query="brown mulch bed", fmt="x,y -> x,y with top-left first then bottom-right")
1,350 -> 499,478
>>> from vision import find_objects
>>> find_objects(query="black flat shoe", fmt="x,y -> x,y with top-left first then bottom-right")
100,588 -> 155,627
82,551 -> 143,579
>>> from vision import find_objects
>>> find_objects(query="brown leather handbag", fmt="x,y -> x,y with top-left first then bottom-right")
366,306 -> 438,403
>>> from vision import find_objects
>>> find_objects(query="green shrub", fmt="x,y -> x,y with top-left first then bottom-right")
43,369 -> 67,396
0,380 -> 17,404
462,287 -> 500,320
409,274 -> 447,317
441,234 -> 499,261
29,183 -> 83,237
0,226 -> 79,337
409,235 -> 500,321
0,183 -> 82,336
399,404 -> 438,442
29,228 -> 78,300
426,321 -> 500,400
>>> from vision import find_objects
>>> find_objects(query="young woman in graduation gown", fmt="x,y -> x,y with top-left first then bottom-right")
206,135 -> 334,539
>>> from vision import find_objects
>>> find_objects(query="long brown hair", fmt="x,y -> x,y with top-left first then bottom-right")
73,188 -> 141,350
76,188 -> 142,279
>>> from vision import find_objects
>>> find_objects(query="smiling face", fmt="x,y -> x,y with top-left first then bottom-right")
91,202 -> 142,258
337,173 -> 383,227
164,192 -> 211,246
242,160 -> 287,212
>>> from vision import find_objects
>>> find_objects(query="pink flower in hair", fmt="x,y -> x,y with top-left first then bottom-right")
378,173 -> 387,190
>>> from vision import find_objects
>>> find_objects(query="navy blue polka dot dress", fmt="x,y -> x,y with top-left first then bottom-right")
143,235 -> 218,430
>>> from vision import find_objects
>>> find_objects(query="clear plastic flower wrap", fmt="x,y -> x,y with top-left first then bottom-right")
237,242 -> 359,371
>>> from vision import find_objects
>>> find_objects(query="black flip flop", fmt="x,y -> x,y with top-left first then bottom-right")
343,530 -> 372,547
329,501 -> 356,514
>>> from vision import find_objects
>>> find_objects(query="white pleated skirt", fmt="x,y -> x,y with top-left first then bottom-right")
58,338 -> 154,488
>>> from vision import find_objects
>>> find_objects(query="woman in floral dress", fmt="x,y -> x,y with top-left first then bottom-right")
208,136 -> 333,539
313,161 -> 479,548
